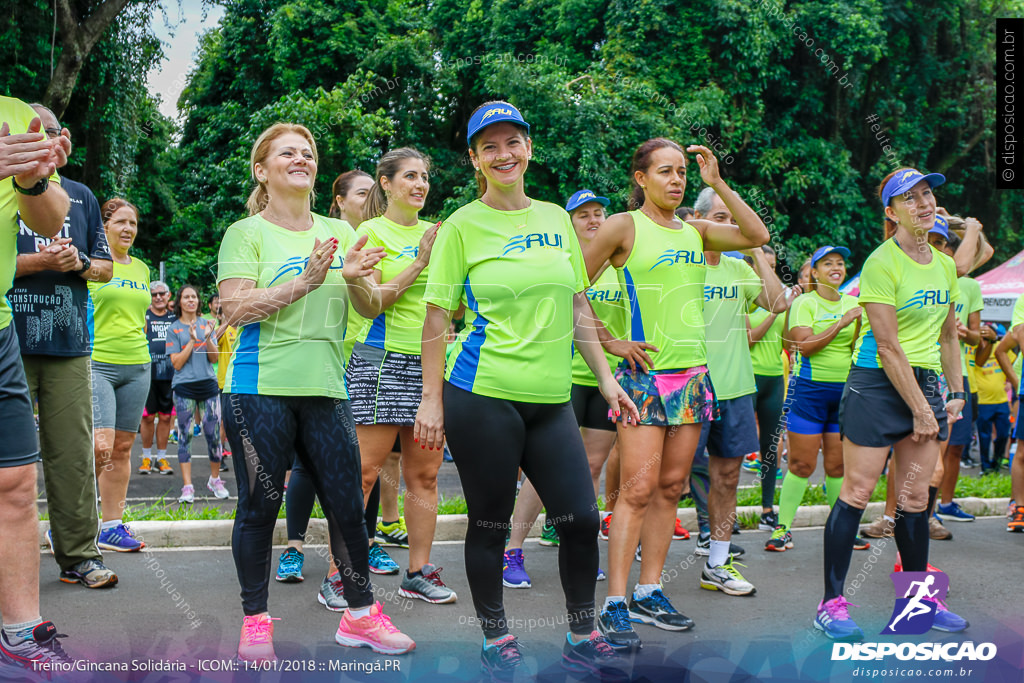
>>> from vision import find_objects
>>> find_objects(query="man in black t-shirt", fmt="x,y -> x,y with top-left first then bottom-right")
140,281 -> 175,474
10,104 -> 116,590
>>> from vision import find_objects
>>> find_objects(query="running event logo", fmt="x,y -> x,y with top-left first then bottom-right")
649,248 -> 705,271
97,278 -> 148,292
882,571 -> 949,635
704,284 -> 738,301
395,246 -> 420,260
501,233 -> 563,257
268,255 -> 342,285
896,289 -> 950,311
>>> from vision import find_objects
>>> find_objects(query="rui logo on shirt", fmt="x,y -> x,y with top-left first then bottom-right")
587,288 -> 622,303
897,289 -> 950,311
704,284 -> 738,301
98,278 -> 149,292
395,246 -> 420,260
649,248 -> 705,271
501,233 -> 563,257
268,255 -> 343,285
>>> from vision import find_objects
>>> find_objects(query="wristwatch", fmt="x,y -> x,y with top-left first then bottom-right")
75,253 -> 92,274
12,176 -> 49,196
947,391 -> 967,402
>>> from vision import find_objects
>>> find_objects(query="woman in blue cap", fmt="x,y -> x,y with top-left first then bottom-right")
767,245 -> 864,552
816,168 -> 969,640
411,102 -> 636,680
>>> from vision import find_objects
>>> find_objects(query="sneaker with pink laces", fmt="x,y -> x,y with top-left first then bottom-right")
335,602 -> 415,654
207,476 -> 229,499
237,614 -> 278,662
814,596 -> 864,640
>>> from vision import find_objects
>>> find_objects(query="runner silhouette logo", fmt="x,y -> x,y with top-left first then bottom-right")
882,571 -> 949,635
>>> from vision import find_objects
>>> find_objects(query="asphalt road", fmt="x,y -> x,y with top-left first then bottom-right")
32,518 -> 1024,683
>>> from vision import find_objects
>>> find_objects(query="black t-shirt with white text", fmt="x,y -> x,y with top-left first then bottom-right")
10,178 -> 112,356
147,309 -> 177,380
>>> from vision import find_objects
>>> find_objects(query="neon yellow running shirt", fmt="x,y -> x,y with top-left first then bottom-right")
572,264 -> 629,387
853,239 -> 959,372
789,291 -> 859,383
423,199 -> 587,403
87,257 -> 151,365
618,211 -> 706,371
704,255 -> 761,399
217,213 -> 356,398
355,216 -> 433,355
955,276 -> 983,377
748,307 -> 785,377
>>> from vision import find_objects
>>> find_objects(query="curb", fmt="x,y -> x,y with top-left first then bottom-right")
43,497 -> 1011,549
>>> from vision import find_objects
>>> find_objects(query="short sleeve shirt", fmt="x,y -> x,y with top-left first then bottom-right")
853,239 -> 959,372
86,257 -> 152,365
572,264 -> 629,386
217,213 -> 356,398
165,316 -> 218,388
789,291 -> 860,383
748,307 -> 785,377
146,309 -> 177,380
10,179 -> 111,356
955,277 -> 983,377
703,255 -> 761,400
423,199 -> 587,403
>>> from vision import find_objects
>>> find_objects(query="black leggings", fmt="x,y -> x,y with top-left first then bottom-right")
443,382 -> 600,639
754,374 -> 786,509
287,459 -> 381,542
223,393 -> 373,615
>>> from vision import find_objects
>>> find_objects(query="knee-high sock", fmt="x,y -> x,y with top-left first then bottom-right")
927,486 -> 938,515
894,509 -> 929,572
823,499 -> 864,602
778,472 -> 809,530
825,476 -> 843,509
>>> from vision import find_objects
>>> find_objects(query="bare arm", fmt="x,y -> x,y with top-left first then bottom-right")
995,330 -> 1021,396
787,307 -> 862,358
748,311 -> 777,346
414,304 -> 455,451
583,213 -> 633,282
573,293 -> 640,424
749,248 -> 787,313
79,258 -> 112,283
958,311 -> 981,348
938,305 -> 964,396
2,120 -> 71,239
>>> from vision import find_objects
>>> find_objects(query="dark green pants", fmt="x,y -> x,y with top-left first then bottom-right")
23,355 -> 102,571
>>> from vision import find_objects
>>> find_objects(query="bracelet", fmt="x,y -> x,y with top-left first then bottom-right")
947,391 -> 967,402
12,176 -> 49,196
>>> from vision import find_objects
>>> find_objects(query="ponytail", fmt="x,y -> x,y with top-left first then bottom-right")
629,137 -> 683,211
363,147 -> 430,222
329,170 -> 371,219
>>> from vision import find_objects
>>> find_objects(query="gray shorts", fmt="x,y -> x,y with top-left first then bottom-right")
91,360 -> 151,431
0,324 -> 39,467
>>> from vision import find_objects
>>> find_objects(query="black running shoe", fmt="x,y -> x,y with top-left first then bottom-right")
480,635 -> 523,681
562,631 -> 630,682
598,601 -> 641,651
628,589 -> 695,631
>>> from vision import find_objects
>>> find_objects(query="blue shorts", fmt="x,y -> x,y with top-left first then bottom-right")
786,376 -> 844,435
696,393 -> 758,459
947,376 -> 973,447
1014,397 -> 1024,440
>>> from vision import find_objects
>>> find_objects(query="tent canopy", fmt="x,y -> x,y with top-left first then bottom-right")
975,249 -> 1024,323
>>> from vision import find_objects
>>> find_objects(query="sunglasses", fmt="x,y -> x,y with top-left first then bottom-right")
151,291 -> 169,297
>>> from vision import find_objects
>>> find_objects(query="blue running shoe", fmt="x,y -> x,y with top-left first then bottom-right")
275,547 -> 304,583
97,524 -> 144,552
597,601 -> 640,651
502,549 -> 531,588
368,543 -> 399,575
597,567 -> 606,582
815,597 -> 864,640
936,501 -> 975,523
928,598 -> 969,632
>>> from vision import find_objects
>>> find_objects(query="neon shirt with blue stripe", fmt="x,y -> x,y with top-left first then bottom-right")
789,291 -> 859,383
217,213 -> 356,398
354,216 -> 433,355
748,307 -> 785,377
572,264 -> 629,387
422,199 -> 587,403
86,257 -> 151,365
617,210 -> 706,371
955,276 -> 983,376
853,239 -> 960,372
703,254 -> 761,400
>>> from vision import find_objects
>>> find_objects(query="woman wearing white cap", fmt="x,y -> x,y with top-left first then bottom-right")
816,167 -> 968,640
410,102 -> 636,681
767,245 -> 864,552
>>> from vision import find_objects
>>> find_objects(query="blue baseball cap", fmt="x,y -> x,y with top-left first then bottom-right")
466,102 -> 530,146
811,245 -> 851,266
565,189 -> 610,213
928,215 -> 950,239
881,168 -> 946,206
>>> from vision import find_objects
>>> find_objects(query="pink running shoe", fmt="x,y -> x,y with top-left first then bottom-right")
237,614 -> 278,663
335,602 -> 415,655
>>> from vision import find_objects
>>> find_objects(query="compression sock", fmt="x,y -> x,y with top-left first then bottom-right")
927,486 -> 938,515
822,499 -> 864,602
778,472 -> 810,530
893,509 -> 930,572
825,476 -> 843,509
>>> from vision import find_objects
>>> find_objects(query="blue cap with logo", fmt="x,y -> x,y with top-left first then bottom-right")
928,215 -> 950,239
466,102 -> 530,146
565,189 -> 610,213
811,245 -> 851,266
881,168 -> 946,206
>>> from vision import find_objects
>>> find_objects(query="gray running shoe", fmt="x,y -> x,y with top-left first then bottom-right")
398,563 -> 457,604
700,557 -> 756,596
318,573 -> 347,612
59,559 -> 118,588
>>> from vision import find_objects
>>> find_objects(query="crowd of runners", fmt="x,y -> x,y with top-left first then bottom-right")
1,93 -> 1022,681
